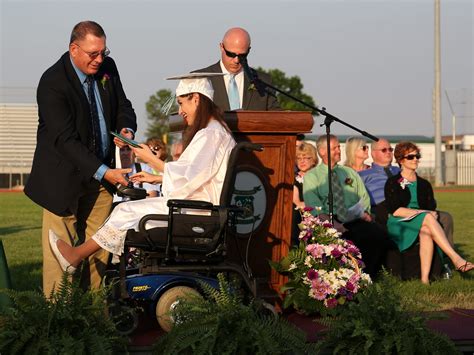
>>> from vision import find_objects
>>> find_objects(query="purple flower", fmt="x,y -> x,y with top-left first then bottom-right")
303,206 -> 314,212
307,269 -> 318,280
326,298 -> 338,308
331,249 -> 343,258
100,73 -> 110,89
345,177 -> 353,187
346,281 -> 355,292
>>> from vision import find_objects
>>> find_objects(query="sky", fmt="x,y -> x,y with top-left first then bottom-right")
1,0 -> 472,141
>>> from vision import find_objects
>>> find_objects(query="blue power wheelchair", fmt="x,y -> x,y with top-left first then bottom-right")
104,142 -> 271,334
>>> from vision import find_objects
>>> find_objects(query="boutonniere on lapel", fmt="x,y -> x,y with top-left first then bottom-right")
295,174 -> 304,184
248,83 -> 256,92
344,177 -> 353,187
398,177 -> 411,190
100,73 -> 110,90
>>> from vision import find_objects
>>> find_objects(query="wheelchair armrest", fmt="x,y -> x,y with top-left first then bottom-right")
167,199 -> 214,209
138,214 -> 168,232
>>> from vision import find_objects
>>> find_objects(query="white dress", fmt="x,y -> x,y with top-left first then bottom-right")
93,120 -> 236,255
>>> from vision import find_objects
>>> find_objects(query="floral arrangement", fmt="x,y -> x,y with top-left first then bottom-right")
398,177 -> 411,190
100,73 -> 110,89
248,83 -> 256,92
271,208 -> 371,315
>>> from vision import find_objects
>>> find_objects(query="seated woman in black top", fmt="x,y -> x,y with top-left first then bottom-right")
384,141 -> 473,284
292,142 -> 318,245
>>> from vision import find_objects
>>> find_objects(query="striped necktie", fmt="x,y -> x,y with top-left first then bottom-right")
331,170 -> 348,222
86,75 -> 102,159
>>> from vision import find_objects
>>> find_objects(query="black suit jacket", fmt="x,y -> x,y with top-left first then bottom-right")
25,52 -> 137,216
193,62 -> 279,111
384,173 -> 437,214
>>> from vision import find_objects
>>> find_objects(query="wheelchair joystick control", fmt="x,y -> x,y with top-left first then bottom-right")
116,182 -> 148,200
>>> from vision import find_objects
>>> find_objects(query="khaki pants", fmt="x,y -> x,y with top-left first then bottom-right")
42,186 -> 112,296
438,210 -> 454,247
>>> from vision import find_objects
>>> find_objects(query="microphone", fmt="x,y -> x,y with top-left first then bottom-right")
238,55 -> 266,97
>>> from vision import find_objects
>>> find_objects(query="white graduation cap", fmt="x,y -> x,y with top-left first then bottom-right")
161,72 -> 225,115
166,72 -> 225,101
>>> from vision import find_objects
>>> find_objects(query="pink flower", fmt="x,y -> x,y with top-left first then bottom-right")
309,279 -> 331,301
325,298 -> 338,308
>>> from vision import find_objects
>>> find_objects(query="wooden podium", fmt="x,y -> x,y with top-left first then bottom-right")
170,111 -> 313,294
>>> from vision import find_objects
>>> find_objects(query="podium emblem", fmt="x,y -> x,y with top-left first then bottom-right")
232,170 -> 267,235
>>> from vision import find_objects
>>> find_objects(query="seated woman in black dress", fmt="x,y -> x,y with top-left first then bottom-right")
384,141 -> 473,284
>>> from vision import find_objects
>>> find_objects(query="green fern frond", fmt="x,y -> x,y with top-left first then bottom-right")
0,273 -> 126,354
154,273 -> 314,355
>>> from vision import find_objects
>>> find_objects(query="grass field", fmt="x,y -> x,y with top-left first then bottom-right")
0,190 -> 473,309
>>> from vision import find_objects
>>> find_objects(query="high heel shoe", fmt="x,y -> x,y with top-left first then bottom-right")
49,230 -> 76,274
455,261 -> 474,273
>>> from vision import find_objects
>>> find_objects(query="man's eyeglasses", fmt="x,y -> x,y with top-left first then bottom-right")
404,153 -> 421,160
75,43 -> 110,60
222,44 -> 251,59
376,147 -> 394,153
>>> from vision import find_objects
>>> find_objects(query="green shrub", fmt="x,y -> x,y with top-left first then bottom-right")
0,274 -> 127,354
315,273 -> 459,354
154,273 -> 316,354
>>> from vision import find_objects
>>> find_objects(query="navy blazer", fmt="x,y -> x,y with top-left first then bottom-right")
25,52 -> 136,216
384,173 -> 437,214
193,62 -> 279,111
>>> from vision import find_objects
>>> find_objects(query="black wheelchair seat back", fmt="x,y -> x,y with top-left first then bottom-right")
124,141 -> 263,260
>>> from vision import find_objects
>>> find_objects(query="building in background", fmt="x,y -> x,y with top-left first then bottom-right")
0,88 -> 37,189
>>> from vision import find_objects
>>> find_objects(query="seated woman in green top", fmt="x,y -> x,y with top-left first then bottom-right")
384,141 -> 473,284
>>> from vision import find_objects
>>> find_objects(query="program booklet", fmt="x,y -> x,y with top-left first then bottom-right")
110,131 -> 142,148
398,210 -> 427,222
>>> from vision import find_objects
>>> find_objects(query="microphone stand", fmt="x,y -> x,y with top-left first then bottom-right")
239,56 -> 379,224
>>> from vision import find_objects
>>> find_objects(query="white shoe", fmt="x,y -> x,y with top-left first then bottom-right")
48,230 -> 76,274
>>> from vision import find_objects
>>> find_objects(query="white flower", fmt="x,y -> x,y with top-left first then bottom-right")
295,174 -> 304,184
288,262 -> 297,271
399,177 -> 411,190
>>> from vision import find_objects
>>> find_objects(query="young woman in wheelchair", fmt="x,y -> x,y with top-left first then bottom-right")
49,75 -> 236,273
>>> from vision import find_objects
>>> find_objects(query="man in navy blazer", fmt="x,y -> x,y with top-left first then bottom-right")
194,27 -> 279,111
25,21 -> 137,295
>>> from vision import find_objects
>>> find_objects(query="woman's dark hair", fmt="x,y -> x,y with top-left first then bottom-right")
70,21 -> 106,44
181,93 -> 230,149
394,141 -> 420,166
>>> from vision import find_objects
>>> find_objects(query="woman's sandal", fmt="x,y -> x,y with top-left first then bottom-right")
456,261 -> 474,273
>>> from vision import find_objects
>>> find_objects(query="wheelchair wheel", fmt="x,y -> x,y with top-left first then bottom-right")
156,286 -> 201,332
108,303 -> 139,336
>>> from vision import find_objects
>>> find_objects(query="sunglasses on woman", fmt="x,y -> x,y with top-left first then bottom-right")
404,153 -> 421,160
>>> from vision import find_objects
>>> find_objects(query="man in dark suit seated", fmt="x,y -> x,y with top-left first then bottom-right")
193,27 -> 279,111
359,138 -> 454,247
24,21 -> 137,295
